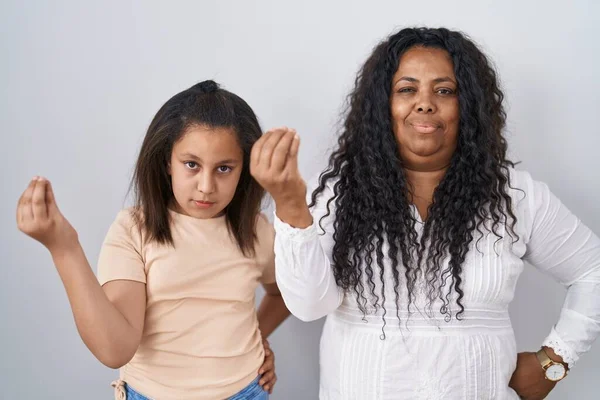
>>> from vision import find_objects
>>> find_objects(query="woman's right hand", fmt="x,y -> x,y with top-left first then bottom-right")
250,127 -> 313,228
16,177 -> 78,255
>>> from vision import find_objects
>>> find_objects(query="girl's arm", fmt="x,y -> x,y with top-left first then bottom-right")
17,177 -> 145,368
256,282 -> 290,338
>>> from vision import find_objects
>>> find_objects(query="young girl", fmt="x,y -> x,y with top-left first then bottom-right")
16,80 -> 290,400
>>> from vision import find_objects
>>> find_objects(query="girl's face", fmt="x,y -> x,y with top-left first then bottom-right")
168,125 -> 244,219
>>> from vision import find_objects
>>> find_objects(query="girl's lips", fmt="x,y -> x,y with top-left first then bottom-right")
193,200 -> 215,209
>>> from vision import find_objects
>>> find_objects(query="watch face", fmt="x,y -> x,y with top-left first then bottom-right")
546,363 -> 566,381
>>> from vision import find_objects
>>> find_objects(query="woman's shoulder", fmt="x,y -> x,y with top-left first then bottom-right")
305,171 -> 339,210
506,167 -> 557,221
507,167 -> 533,187
507,167 -> 550,196
307,170 -> 338,192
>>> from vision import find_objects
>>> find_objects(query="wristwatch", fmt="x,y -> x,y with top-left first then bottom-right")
536,347 -> 568,382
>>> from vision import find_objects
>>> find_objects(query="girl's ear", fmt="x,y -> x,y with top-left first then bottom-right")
167,161 -> 171,176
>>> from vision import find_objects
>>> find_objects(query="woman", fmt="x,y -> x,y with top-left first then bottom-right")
251,27 -> 600,399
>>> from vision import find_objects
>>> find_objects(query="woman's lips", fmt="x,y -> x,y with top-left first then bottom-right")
411,123 -> 439,134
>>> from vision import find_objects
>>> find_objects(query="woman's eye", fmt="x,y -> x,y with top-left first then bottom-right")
217,166 -> 232,173
184,161 -> 198,169
437,88 -> 455,95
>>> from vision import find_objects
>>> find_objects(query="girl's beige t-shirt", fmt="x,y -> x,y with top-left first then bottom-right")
97,209 -> 276,400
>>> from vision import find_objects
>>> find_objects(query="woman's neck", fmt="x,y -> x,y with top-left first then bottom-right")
403,166 -> 448,220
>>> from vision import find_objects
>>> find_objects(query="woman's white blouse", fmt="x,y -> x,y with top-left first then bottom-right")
273,169 -> 600,399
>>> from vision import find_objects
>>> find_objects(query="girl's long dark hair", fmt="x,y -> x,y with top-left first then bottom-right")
311,27 -> 518,327
131,80 -> 264,256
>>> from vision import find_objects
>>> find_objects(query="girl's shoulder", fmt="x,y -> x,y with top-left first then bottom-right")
255,212 -> 274,241
105,207 -> 146,246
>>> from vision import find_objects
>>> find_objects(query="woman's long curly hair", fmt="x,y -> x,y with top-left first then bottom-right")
311,27 -> 518,329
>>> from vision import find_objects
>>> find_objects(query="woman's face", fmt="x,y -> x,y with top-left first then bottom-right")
390,46 -> 460,172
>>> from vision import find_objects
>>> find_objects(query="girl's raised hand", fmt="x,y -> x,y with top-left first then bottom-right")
16,177 -> 78,255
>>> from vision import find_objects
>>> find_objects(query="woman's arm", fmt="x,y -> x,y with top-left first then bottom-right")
272,206 -> 344,321
251,128 -> 344,322
523,177 -> 600,368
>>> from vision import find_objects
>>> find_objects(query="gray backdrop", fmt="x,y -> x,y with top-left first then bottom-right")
1,0 -> 599,399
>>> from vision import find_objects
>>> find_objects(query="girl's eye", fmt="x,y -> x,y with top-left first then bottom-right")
184,161 -> 198,169
398,87 -> 416,93
217,166 -> 232,173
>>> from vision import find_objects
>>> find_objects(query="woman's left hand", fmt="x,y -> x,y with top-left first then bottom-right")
509,352 -> 556,399
258,339 -> 277,394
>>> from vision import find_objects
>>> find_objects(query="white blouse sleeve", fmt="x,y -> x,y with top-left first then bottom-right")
273,177 -> 344,321
523,175 -> 600,367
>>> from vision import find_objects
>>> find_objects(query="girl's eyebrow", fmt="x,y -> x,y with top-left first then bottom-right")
180,152 -> 239,164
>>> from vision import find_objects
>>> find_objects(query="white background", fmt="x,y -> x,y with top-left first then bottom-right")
1,1 -> 598,398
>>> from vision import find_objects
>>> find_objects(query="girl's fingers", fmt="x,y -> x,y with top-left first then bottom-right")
19,178 -> 37,222
31,178 -> 48,220
45,180 -> 60,214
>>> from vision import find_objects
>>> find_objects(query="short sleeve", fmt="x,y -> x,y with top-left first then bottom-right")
97,209 -> 147,286
255,213 -> 276,284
